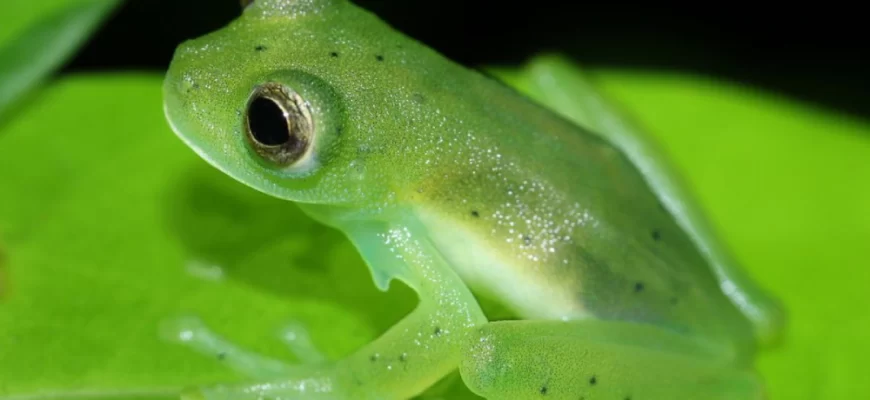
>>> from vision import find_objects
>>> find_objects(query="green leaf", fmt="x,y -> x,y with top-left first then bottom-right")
1,66 -> 868,400
0,0 -> 121,120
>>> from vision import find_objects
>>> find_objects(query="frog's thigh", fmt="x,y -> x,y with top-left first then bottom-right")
180,222 -> 488,400
459,320 -> 763,400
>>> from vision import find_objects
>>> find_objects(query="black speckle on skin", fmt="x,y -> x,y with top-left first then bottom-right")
470,210 -> 480,218
217,352 -> 226,360
376,54 -> 384,62
186,82 -> 200,93
589,376 -> 597,386
434,326 -> 442,336
634,282 -> 645,293
523,235 -> 532,245
539,385 -> 548,395
369,354 -> 380,362
330,51 -> 339,57
651,229 -> 661,241
412,93 -> 426,104
255,45 -> 267,52
399,353 -> 408,362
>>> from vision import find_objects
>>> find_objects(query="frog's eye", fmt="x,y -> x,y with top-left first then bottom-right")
244,82 -> 314,167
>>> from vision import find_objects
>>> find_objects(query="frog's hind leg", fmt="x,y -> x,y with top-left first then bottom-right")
459,319 -> 764,400
504,54 -> 786,348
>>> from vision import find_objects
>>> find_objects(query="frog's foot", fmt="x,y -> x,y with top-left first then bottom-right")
459,319 -> 764,400
162,316 -> 343,399
160,315 -> 297,379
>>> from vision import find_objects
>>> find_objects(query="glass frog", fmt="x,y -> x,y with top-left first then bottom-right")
162,0 -> 785,399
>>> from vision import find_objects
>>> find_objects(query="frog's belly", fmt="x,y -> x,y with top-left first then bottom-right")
417,210 -> 588,321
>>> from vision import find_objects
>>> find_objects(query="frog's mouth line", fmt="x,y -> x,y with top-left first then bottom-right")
163,102 -> 221,170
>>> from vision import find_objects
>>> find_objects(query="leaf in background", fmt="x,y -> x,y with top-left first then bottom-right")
1,65 -> 868,399
0,0 -> 122,120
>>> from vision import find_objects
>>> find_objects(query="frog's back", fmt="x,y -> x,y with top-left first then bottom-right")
403,66 -> 757,358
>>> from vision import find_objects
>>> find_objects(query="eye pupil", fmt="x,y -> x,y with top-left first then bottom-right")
248,96 -> 291,146
243,82 -> 314,167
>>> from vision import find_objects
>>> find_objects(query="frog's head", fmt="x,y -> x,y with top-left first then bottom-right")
164,0 -> 461,207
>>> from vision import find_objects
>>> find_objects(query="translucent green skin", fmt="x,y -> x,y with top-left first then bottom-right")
163,1 -> 784,399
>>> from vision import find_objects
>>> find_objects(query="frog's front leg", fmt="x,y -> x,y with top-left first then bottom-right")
174,221 -> 488,400
459,320 -> 764,400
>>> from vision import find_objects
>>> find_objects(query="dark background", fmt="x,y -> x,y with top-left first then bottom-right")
64,0 -> 869,120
